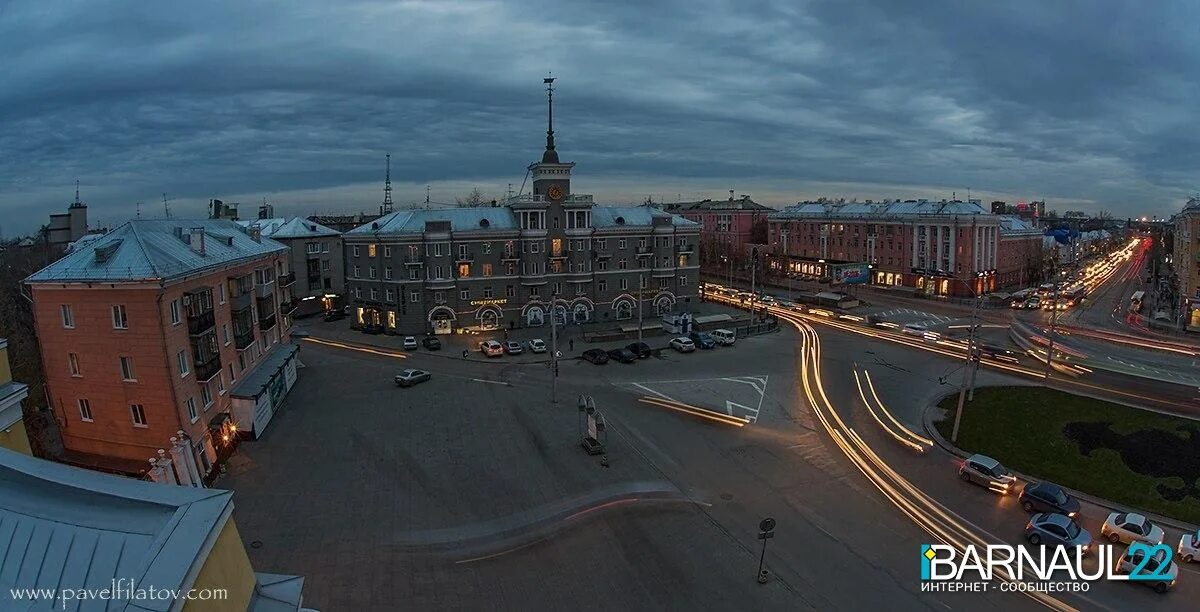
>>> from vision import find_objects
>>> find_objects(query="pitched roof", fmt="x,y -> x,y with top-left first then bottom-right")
346,205 -> 698,235
772,200 -> 990,219
998,215 -> 1041,236
663,197 -> 771,212
591,206 -> 699,228
0,447 -> 234,611
27,219 -> 286,284
238,217 -> 340,239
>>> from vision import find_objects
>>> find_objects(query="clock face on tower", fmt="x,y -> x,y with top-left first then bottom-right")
547,184 -> 564,201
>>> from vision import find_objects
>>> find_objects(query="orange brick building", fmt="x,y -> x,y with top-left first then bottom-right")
27,219 -> 298,481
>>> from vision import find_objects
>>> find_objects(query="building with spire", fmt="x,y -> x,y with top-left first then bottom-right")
343,77 -> 701,334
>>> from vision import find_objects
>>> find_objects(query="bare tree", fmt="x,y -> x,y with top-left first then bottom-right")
455,187 -> 486,207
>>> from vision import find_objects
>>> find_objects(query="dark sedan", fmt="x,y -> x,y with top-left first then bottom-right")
1024,513 -> 1092,553
422,336 -> 442,350
1019,482 -> 1081,517
322,309 -> 347,322
581,348 -> 609,364
626,342 -> 652,358
607,348 -> 637,363
688,331 -> 716,349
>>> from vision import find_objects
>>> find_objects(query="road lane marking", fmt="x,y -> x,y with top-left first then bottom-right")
471,378 -> 511,386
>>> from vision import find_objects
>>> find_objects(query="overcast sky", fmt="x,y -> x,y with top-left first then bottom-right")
1,0 -> 1196,236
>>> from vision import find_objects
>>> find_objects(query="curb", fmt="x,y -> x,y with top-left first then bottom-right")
921,394 -> 1200,535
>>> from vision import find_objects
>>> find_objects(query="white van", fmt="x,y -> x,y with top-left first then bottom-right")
711,329 -> 736,346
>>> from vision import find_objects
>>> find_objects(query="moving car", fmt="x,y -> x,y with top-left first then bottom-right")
422,336 -> 442,350
957,454 -> 1016,494
402,336 -> 419,350
711,329 -> 736,346
528,338 -> 547,353
688,331 -> 717,350
581,348 -> 609,364
1024,513 -> 1092,552
323,309 -> 347,322
901,323 -> 928,338
759,295 -> 778,305
1114,546 -> 1178,593
479,340 -> 504,357
1101,512 -> 1165,545
1178,529 -> 1200,563
394,368 -> 432,387
669,337 -> 696,353
607,348 -> 637,363
1023,297 -> 1041,310
626,342 -> 652,358
1019,482 -> 1080,517
503,341 -> 523,355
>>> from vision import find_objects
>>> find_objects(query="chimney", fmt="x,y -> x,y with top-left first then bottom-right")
188,227 -> 206,255
249,226 -> 261,243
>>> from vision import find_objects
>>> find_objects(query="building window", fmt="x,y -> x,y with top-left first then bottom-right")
218,283 -> 225,304
384,266 -> 393,280
385,289 -> 394,302
458,263 -> 471,278
217,374 -> 226,395
434,291 -> 445,305
483,263 -> 493,277
678,276 -> 688,286
368,266 -> 376,279
597,279 -> 607,292
60,305 -> 74,328
482,242 -> 492,254
130,404 -> 148,428
618,259 -> 627,270
553,282 -> 562,296
354,287 -> 362,298
352,265 -> 360,278
120,356 -> 136,382
458,244 -> 468,258
619,278 -> 628,291
384,246 -> 392,258
353,245 -> 360,257
223,324 -> 231,345
78,398 -> 93,422
112,305 -> 128,329
307,242 -> 320,254
177,349 -> 190,377
169,299 -> 181,325
201,383 -> 214,408
483,286 -> 493,299
186,398 -> 198,423
409,268 -> 419,280
409,291 -> 419,303
434,265 -> 444,279
369,288 -> 378,300
618,239 -> 627,249
68,352 -> 81,377
460,289 -> 469,301
506,285 -> 516,297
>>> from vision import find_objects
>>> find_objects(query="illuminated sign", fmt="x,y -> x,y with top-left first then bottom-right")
832,263 -> 870,285
469,298 -> 508,307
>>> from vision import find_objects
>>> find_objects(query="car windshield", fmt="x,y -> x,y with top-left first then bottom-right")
1063,521 -> 1080,538
1045,486 -> 1067,504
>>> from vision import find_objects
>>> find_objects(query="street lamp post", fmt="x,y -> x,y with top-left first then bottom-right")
951,273 -> 984,443
637,272 -> 644,345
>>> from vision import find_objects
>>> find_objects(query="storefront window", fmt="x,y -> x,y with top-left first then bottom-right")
387,311 -> 397,329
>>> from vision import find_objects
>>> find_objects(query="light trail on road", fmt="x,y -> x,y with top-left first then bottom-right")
778,310 -> 1080,611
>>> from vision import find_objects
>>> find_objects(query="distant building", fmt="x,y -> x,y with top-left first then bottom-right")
0,446 -> 308,610
26,219 -> 300,477
1173,197 -> 1200,331
662,193 -> 772,274
44,186 -> 89,250
239,217 -> 344,316
997,216 -> 1045,288
0,338 -> 31,455
307,212 -> 382,233
209,199 -> 240,221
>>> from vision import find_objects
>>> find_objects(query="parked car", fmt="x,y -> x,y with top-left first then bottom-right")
626,342 -> 652,358
394,368 -> 432,387
503,341 -> 523,355
669,337 -> 696,353
1177,529 -> 1200,563
1019,482 -> 1080,517
1024,513 -> 1092,552
362,323 -> 384,335
421,336 -> 442,350
528,338 -> 547,353
1101,512 -> 1165,545
581,348 -> 609,364
711,329 -> 736,346
688,331 -> 717,349
402,336 -> 418,350
607,348 -> 637,363
479,340 -> 504,357
1115,546 -> 1178,593
957,453 -> 1016,494
323,309 -> 347,322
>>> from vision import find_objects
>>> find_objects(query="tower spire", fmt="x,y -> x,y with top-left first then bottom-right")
541,74 -> 559,163
380,153 -> 394,214
71,180 -> 84,208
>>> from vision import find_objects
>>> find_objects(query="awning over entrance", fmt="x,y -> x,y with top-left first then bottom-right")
231,343 -> 300,400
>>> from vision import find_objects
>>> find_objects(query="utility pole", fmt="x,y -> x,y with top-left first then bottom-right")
1043,238 -> 1072,378
637,272 -> 644,344
551,306 -> 559,405
750,247 -> 758,297
951,277 -> 983,443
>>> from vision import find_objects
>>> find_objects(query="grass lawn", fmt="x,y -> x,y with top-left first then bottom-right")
935,386 -> 1200,525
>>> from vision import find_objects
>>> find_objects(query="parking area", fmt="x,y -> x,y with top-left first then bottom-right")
218,325 -> 800,611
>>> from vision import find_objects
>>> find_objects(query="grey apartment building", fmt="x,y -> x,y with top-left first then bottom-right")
343,111 -> 701,334
239,217 -> 344,316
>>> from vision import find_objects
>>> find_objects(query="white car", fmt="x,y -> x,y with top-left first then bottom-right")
528,339 -> 547,353
1115,546 -> 1178,593
394,368 -> 431,387
479,340 -> 504,357
669,337 -> 695,353
1101,512 -> 1165,545
901,323 -> 928,337
402,336 -> 418,350
1178,529 -> 1200,563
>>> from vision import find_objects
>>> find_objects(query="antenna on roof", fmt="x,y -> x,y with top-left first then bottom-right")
162,193 -> 171,218
136,202 -> 142,219
73,180 -> 82,207
425,185 -> 431,207
507,183 -> 514,200
381,153 -> 394,214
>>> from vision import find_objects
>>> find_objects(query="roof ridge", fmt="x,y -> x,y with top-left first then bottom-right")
124,221 -> 164,278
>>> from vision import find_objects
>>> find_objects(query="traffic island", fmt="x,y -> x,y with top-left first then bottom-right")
932,385 -> 1200,525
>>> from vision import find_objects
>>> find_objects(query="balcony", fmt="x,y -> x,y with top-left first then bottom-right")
652,266 -> 675,278
194,354 -> 222,382
234,329 -> 254,350
405,256 -> 423,266
635,246 -> 653,255
455,252 -> 475,263
186,310 -> 215,336
255,283 -> 274,299
279,300 -> 297,316
230,291 -> 252,311
279,272 -> 295,288
425,277 -> 455,290
501,252 -> 520,262
675,244 -> 695,254
259,313 -> 277,332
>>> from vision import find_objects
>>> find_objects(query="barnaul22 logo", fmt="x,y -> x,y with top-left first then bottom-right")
921,542 -> 1175,583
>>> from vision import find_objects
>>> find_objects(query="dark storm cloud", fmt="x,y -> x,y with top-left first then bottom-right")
0,0 -> 1195,234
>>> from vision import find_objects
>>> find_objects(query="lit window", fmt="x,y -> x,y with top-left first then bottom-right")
368,244 -> 377,257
